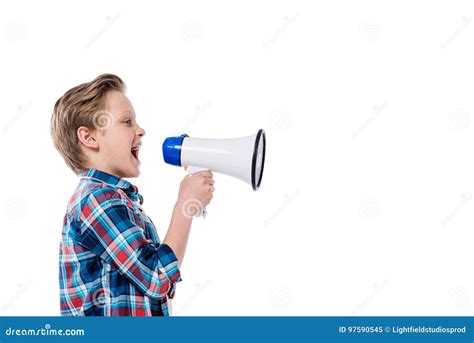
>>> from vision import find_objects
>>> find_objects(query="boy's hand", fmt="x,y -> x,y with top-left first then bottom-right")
177,171 -> 215,217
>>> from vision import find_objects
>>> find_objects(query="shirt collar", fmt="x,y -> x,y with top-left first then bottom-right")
79,168 -> 143,204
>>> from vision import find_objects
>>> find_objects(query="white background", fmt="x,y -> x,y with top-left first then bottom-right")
0,0 -> 473,316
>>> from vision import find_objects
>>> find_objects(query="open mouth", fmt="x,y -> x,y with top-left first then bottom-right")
131,144 -> 141,161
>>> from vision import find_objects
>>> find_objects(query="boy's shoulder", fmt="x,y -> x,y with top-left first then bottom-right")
66,178 -> 129,220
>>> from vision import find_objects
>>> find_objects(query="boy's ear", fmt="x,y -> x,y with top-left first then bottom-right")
77,126 -> 99,149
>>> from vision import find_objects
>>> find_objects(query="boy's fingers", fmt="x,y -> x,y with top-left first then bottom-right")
197,171 -> 213,178
190,171 -> 213,179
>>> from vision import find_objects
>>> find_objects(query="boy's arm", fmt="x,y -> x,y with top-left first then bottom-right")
163,198 -> 193,269
77,187 -> 181,301
162,171 -> 214,269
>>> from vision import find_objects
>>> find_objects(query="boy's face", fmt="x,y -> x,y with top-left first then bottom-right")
85,91 -> 145,178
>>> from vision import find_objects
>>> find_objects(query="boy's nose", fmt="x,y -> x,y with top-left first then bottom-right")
136,127 -> 145,137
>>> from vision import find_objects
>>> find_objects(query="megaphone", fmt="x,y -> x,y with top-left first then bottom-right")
162,129 -> 266,217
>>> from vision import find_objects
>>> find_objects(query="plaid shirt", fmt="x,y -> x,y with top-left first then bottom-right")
59,168 -> 182,316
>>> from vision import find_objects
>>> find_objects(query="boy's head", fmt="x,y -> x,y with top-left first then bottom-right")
51,74 -> 145,178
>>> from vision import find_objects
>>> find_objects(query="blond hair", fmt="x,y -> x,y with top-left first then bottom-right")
51,73 -> 126,174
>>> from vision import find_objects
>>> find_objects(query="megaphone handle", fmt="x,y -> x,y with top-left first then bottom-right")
186,166 -> 209,218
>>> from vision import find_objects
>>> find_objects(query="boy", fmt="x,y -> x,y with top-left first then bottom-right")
51,74 -> 214,316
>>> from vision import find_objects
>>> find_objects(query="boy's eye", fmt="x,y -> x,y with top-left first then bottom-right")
124,119 -> 132,126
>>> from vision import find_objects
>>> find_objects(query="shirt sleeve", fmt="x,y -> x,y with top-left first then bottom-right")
76,186 -> 182,300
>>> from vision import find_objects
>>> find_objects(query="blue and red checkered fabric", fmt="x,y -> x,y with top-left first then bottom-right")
59,168 -> 182,316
